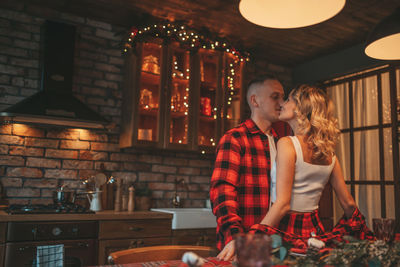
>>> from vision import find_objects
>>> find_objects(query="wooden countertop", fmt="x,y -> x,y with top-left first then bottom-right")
0,210 -> 173,222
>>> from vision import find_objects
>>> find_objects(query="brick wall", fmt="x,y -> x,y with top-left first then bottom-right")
0,4 -> 292,208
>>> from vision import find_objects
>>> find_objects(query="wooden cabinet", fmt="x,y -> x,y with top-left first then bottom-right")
98,218 -> 171,264
171,228 -> 216,249
120,39 -> 245,152
0,223 -> 5,267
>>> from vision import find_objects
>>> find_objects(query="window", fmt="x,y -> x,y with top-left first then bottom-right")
324,65 -> 399,228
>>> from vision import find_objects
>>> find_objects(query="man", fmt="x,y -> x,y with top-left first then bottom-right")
209,75 -> 285,261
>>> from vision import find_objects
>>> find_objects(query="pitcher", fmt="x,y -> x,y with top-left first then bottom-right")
87,189 -> 102,212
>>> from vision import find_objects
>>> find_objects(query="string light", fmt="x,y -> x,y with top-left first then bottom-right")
123,22 -> 250,62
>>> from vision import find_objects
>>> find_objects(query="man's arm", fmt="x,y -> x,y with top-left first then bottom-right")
210,133 -> 243,250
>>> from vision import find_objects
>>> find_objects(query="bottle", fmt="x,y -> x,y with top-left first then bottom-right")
128,186 -> 135,212
114,179 -> 121,212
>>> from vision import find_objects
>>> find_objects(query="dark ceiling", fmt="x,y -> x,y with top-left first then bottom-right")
3,0 -> 400,67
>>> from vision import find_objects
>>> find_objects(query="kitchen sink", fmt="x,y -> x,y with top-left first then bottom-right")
151,208 -> 217,229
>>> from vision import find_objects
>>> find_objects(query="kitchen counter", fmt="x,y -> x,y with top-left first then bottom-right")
0,210 -> 173,222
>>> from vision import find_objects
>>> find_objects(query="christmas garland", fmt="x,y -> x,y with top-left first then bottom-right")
123,21 -> 250,62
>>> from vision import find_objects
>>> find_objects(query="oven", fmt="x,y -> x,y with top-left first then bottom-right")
5,221 -> 97,267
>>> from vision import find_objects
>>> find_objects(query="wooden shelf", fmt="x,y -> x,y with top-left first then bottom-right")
139,108 -> 158,116
199,115 -> 216,122
141,71 -> 160,86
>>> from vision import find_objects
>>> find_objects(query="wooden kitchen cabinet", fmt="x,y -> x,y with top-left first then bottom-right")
98,218 -> 171,264
120,38 -> 245,152
171,228 -> 216,249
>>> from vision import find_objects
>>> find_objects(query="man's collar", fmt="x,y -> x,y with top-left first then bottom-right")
244,119 -> 278,138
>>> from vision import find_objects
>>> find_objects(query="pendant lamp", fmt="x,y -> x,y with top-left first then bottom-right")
365,8 -> 400,60
239,0 -> 346,29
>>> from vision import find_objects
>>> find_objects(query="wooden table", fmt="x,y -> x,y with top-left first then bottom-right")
91,257 -> 234,267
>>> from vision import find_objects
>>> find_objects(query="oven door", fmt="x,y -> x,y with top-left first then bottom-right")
5,239 -> 96,267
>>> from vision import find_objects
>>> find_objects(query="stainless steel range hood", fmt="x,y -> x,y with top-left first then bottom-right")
0,20 -> 108,129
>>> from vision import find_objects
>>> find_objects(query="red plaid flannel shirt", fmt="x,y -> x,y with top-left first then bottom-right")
210,119 -> 278,250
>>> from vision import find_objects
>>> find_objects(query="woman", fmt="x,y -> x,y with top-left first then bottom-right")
250,85 -> 373,246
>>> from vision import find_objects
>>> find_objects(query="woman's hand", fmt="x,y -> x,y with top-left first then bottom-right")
217,240 -> 235,261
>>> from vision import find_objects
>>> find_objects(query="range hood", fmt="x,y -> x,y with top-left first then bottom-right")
0,20 -> 108,129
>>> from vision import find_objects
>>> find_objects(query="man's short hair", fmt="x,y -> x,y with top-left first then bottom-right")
246,74 -> 279,106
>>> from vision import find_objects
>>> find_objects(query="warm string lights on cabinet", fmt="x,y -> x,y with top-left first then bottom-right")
124,21 -> 246,152
123,22 -> 250,62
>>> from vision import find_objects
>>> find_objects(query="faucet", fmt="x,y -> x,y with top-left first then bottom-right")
172,178 -> 188,208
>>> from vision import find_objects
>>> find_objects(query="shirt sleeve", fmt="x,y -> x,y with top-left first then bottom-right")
209,133 -> 244,248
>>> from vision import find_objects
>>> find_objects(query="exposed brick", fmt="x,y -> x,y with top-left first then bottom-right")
10,57 -> 38,68
152,165 -> 177,174
0,155 -> 24,166
79,151 -> 108,161
81,86 -> 107,96
188,159 -> 213,168
148,182 -> 175,191
138,155 -> 163,164
162,157 -> 188,166
111,172 -> 137,183
59,12 -> 85,24
26,157 -> 60,168
0,74 -> 11,84
60,140 -> 90,150
24,179 -> 57,188
201,168 -> 213,176
110,153 -> 137,162
138,172 -> 165,182
165,175 -> 189,183
0,135 -> 24,145
86,18 -> 112,30
105,73 -> 122,82
6,167 -> 43,178
94,80 -> 118,90
45,149 -> 78,159
1,177 -> 22,187
7,188 -> 40,197
46,129 -> 80,139
0,45 -> 27,58
178,167 -> 201,175
109,56 -> 124,66
87,97 -> 115,106
79,131 -> 107,142
189,176 -> 211,184
20,88 -> 37,96
12,124 -> 44,137
0,94 -> 25,104
44,169 -> 78,179
188,191 -> 208,199
95,28 -> 118,40
79,170 -> 99,179
94,161 -> 120,171
9,146 -> 44,156
25,137 -> 59,148
94,62 -> 120,73
123,162 -> 151,172
63,160 -> 93,169
100,106 -> 120,116
0,125 -> 12,134
91,142 -> 119,152
0,144 -> 8,154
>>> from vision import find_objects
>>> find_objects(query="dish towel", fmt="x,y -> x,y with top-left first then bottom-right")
36,244 -> 64,267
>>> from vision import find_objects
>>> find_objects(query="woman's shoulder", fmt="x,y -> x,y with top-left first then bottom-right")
277,136 -> 296,151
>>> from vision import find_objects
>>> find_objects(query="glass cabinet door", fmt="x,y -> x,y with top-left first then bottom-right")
198,49 -> 220,148
224,54 -> 244,132
137,41 -> 163,143
168,42 -> 191,146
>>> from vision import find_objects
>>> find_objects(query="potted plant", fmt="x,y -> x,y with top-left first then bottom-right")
134,183 -> 153,211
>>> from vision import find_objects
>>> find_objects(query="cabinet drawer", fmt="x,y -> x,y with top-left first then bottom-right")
99,219 -> 171,239
98,237 -> 171,265
0,223 -> 6,243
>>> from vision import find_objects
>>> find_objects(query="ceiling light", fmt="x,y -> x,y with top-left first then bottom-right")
239,0 -> 346,29
365,8 -> 400,60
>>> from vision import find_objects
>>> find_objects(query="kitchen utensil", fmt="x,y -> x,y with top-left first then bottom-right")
87,189 -> 102,212
93,173 -> 107,189
53,191 -> 75,204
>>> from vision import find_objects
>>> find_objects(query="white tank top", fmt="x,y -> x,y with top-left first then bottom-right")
270,136 -> 336,212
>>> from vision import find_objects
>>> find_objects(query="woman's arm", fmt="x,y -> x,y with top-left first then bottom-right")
329,159 -> 356,218
260,137 -> 296,227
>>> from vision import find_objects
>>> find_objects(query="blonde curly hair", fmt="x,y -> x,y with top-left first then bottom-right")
290,85 -> 340,161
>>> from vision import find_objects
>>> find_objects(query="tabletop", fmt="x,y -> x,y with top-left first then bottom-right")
93,257 -> 234,267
